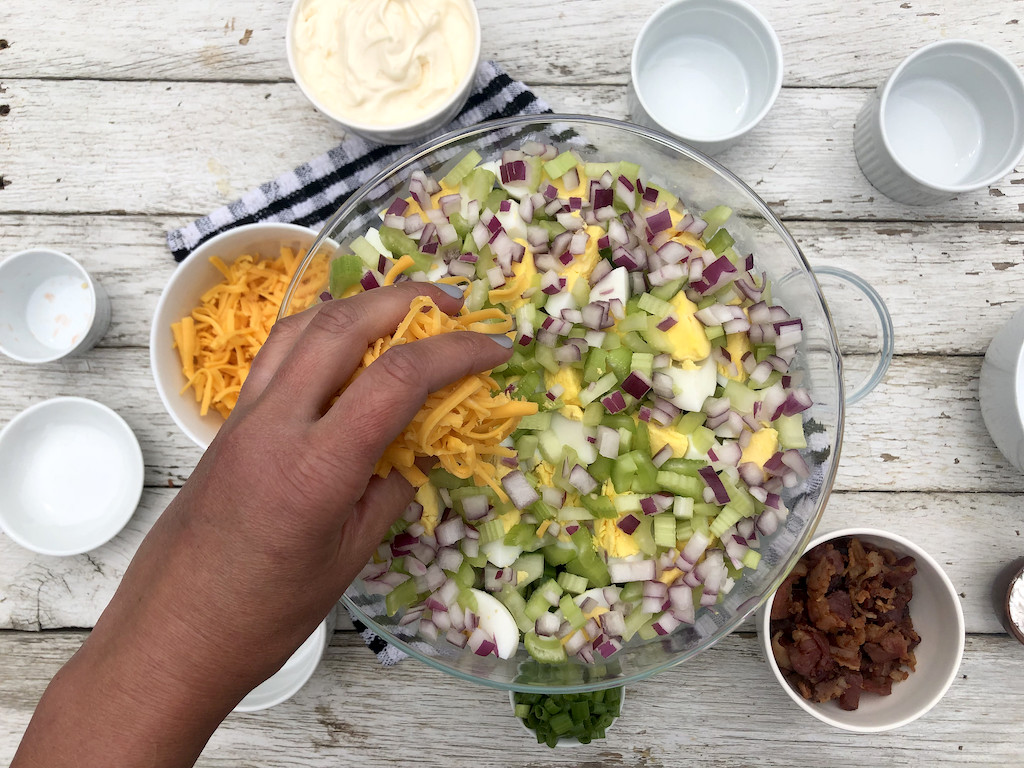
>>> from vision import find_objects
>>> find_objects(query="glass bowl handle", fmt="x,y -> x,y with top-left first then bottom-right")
812,267 -> 894,406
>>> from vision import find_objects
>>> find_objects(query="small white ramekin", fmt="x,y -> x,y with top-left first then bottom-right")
853,39 -> 1024,205
286,0 -> 482,146
980,305 -> 1024,471
233,609 -> 336,712
0,397 -> 144,556
0,248 -> 111,364
629,0 -> 783,155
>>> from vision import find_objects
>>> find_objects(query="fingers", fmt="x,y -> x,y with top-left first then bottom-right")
313,329 -> 513,476
250,282 -> 465,418
233,307 -> 318,410
336,472 -> 417,572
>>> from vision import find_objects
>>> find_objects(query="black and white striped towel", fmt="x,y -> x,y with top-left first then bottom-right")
166,60 -> 552,262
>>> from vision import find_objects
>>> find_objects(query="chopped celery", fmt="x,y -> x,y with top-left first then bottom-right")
701,205 -> 733,235
478,518 -> 507,545
580,494 -> 617,519
525,631 -> 567,664
385,577 -> 418,617
518,412 -> 553,431
328,253 -> 364,297
622,609 -> 654,642
706,227 -> 735,256
442,149 -> 482,187
742,549 -> 762,569
583,347 -> 609,383
505,523 -> 538,549
460,167 -> 496,203
556,571 -> 589,594
724,379 -> 758,414
709,505 -> 744,538
588,456 -> 613,483
637,293 -> 674,318
542,150 -> 579,179
611,493 -> 643,514
656,470 -> 704,499
774,414 -> 808,449
350,235 -> 382,267
559,593 -> 586,629
499,585 -> 534,633
673,496 -> 694,519
514,553 -> 545,589
653,514 -> 676,549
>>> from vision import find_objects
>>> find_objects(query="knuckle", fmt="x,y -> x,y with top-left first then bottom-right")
371,345 -> 425,395
307,299 -> 361,337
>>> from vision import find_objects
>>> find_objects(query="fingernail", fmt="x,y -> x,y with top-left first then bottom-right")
432,282 -> 465,299
486,333 -> 514,348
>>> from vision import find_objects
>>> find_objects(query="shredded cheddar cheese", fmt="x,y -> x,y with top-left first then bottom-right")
347,284 -> 537,499
171,246 -> 324,419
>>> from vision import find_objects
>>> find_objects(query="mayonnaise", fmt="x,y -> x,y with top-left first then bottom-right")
291,0 -> 477,126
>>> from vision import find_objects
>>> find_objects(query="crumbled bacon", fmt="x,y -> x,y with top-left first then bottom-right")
769,537 -> 919,710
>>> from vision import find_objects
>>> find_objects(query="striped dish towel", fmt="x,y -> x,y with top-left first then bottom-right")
166,60 -> 552,262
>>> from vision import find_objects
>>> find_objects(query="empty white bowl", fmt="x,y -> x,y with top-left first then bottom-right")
854,40 -> 1024,204
0,397 -> 144,556
758,527 -> 965,732
234,611 -> 334,712
150,223 -> 318,450
629,0 -> 783,155
0,248 -> 111,363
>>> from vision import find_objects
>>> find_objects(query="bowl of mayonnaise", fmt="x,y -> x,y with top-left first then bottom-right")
287,0 -> 482,145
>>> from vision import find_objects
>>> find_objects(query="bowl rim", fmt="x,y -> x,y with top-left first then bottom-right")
284,0 -> 483,135
150,221 -> 319,451
0,396 -> 144,556
285,113 -> 846,692
757,526 -> 966,732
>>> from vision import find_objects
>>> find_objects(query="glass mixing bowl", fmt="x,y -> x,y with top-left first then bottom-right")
279,115 -> 845,693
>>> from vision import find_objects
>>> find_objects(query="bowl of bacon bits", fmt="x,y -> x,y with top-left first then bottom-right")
758,528 -> 965,732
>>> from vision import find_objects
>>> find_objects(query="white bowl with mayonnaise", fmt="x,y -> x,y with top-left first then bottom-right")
287,0 -> 481,145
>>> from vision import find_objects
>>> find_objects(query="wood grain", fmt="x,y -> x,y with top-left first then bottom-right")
1,80 -> 1023,220
1,0 -> 1021,88
1,630 -> 1019,767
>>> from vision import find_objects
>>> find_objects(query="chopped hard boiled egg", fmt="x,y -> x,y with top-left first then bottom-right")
663,292 -> 712,363
741,427 -> 779,468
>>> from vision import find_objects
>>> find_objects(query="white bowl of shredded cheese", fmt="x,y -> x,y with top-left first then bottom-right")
150,223 -> 319,451
286,0 -> 482,145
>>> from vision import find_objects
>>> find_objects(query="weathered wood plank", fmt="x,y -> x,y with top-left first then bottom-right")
1,488 -> 1016,633
1,0 -> 1021,88
1,81 -> 1023,220
0,630 -> 1020,767
0,352 -> 1013,492
3,216 -> 1022,354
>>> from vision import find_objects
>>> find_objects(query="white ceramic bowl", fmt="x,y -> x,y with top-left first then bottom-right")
234,611 -> 334,712
629,0 -> 783,155
0,248 -> 111,363
757,527 -> 964,732
854,39 -> 1024,205
980,305 -> 1024,470
0,397 -> 144,556
150,223 -> 318,450
286,0 -> 482,145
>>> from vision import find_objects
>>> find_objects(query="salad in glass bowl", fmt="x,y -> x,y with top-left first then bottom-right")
280,115 -> 843,692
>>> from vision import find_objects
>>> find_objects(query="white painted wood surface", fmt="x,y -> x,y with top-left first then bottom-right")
2,0 -> 1024,764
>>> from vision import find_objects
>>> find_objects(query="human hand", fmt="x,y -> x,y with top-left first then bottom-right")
13,281 -> 512,768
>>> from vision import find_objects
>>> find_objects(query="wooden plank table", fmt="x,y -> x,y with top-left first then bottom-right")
2,1 -> 1023,764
